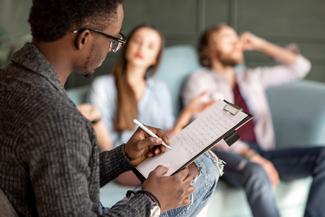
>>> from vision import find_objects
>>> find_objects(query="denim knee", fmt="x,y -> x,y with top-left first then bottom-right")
244,163 -> 272,194
315,147 -> 325,174
161,154 -> 220,217
194,153 -> 220,189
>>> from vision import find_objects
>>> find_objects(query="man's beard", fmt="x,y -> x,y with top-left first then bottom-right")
82,73 -> 94,79
215,50 -> 242,67
82,44 -> 101,78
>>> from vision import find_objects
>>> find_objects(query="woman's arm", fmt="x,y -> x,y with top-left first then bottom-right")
77,104 -> 113,151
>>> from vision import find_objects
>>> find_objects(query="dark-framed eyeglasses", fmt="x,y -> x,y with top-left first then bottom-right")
73,28 -> 126,53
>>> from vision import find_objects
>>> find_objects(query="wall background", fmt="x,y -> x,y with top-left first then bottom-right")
1,0 -> 324,88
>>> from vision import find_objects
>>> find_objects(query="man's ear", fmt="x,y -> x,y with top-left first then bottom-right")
74,30 -> 91,49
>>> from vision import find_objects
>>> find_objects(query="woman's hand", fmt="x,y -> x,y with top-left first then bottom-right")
77,104 -> 101,123
77,104 -> 112,151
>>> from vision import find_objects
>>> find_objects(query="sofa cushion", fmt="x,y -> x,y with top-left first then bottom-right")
267,81 -> 325,147
155,45 -> 200,116
206,178 -> 311,217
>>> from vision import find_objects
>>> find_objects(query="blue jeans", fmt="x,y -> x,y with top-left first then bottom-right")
100,153 -> 219,217
214,146 -> 325,217
161,153 -> 219,217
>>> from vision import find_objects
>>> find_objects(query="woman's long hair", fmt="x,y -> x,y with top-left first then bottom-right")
113,24 -> 164,132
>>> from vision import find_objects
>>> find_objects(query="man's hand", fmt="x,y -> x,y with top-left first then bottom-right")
250,154 -> 280,187
240,32 -> 266,51
186,92 -> 216,115
142,166 -> 196,212
240,32 -> 297,64
169,92 -> 216,138
124,127 -> 169,166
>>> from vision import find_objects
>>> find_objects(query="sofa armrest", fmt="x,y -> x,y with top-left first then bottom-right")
266,80 -> 325,148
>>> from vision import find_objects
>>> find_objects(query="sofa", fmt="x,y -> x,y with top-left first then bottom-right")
67,45 -> 325,217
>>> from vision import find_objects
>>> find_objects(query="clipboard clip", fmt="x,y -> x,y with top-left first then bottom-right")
223,100 -> 242,116
223,130 -> 240,146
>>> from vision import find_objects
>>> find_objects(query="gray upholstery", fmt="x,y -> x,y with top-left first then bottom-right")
0,188 -> 18,217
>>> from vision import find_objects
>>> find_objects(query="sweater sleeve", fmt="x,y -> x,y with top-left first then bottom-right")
21,111 -> 153,217
21,112 -> 99,217
99,145 -> 133,187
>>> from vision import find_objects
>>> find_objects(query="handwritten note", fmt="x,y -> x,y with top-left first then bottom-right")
136,100 -> 249,178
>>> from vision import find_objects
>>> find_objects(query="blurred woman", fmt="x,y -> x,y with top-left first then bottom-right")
88,24 -> 215,186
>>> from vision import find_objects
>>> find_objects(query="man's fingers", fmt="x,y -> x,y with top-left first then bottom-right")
173,168 -> 190,181
134,125 -> 170,147
182,197 -> 191,206
270,166 -> 280,186
149,165 -> 169,177
264,163 -> 279,186
182,177 -> 194,191
181,187 -> 195,206
147,146 -> 166,158
265,167 -> 275,185
184,186 -> 195,199
136,137 -> 163,150
137,137 -> 168,158
186,186 -> 195,195
146,127 -> 170,144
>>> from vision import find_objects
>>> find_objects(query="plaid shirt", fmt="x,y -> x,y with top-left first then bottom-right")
0,43 -> 152,217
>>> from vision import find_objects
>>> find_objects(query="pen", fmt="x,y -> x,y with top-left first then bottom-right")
133,119 -> 172,150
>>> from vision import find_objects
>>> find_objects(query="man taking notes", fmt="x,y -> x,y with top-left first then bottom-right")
0,1 -> 218,216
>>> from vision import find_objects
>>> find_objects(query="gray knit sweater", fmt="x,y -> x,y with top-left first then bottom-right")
0,43 -> 152,217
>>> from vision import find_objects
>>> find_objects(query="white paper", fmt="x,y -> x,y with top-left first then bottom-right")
136,100 -> 248,178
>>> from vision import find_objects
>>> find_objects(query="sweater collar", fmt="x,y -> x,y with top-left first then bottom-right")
11,42 -> 64,93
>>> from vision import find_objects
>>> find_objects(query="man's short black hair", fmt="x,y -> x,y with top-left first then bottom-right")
29,0 -> 123,42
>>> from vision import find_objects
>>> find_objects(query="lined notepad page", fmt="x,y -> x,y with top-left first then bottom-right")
136,100 -> 248,178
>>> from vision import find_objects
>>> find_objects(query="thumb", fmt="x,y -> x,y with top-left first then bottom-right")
150,165 -> 169,177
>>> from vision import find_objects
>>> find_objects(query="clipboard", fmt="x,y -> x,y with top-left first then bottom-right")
133,100 -> 253,182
